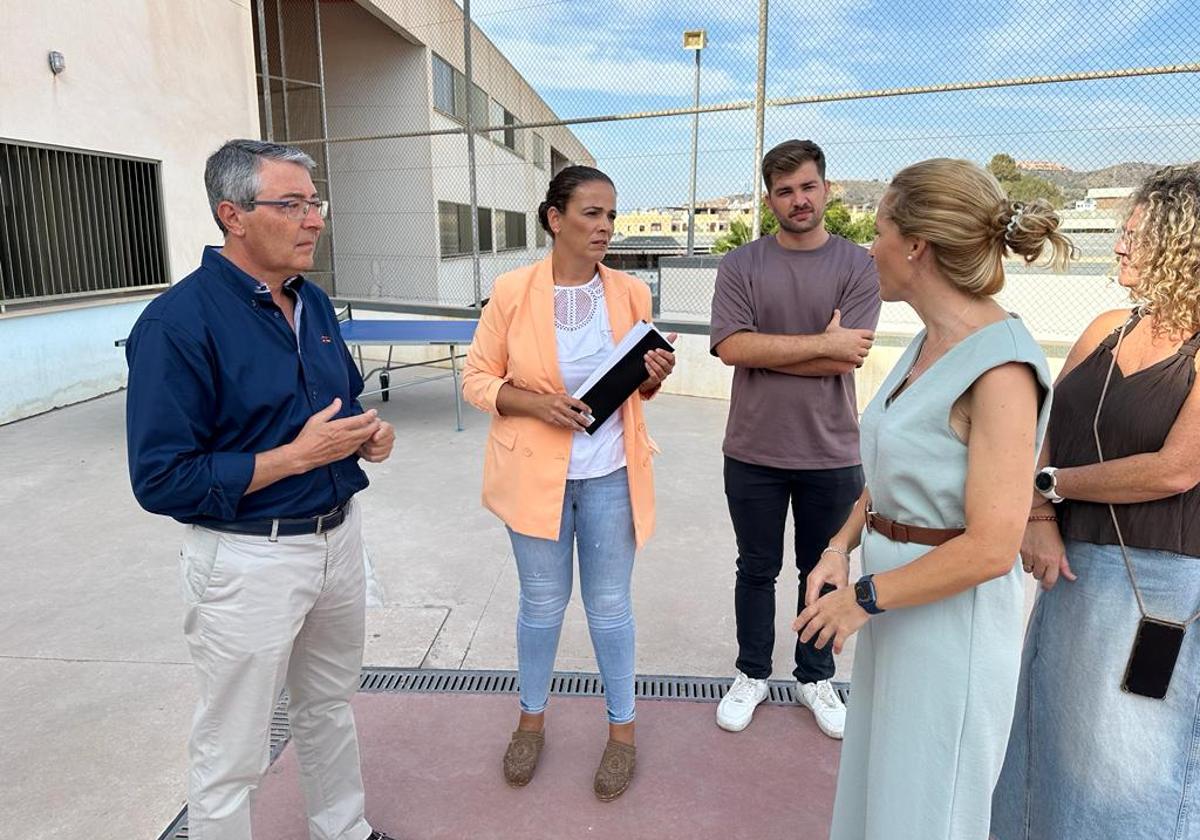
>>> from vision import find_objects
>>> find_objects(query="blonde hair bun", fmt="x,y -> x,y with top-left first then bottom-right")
885,158 -> 1074,296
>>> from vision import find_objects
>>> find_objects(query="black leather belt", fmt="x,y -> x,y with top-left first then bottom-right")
205,500 -> 350,539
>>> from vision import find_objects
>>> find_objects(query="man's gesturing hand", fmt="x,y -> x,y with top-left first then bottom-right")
358,420 -> 395,463
820,309 -> 875,367
291,398 -> 381,471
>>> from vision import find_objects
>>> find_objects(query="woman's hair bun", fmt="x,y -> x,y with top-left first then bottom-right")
1002,199 -> 1075,272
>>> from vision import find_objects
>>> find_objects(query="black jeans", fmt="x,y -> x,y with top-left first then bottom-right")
724,456 -> 864,683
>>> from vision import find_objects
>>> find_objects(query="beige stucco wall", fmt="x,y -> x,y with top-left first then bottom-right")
0,0 -> 261,282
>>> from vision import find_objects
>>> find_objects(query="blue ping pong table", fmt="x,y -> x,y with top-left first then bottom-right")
338,319 -> 478,431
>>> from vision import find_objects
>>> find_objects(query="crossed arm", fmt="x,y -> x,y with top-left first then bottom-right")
709,251 -> 880,377
713,309 -> 875,377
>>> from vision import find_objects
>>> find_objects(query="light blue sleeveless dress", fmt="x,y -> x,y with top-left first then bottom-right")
830,316 -> 1052,840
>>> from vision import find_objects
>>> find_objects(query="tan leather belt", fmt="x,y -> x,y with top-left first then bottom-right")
866,510 -> 964,546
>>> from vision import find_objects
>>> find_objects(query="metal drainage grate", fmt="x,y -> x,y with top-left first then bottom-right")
359,667 -> 848,706
158,669 -> 847,839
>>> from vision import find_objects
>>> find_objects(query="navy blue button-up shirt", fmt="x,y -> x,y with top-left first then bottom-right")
125,246 -> 369,524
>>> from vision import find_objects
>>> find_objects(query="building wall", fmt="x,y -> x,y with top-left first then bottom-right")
615,210 -> 677,237
323,0 -> 592,305
356,0 -> 590,164
614,206 -> 753,239
0,302 -> 149,424
321,1 -> 437,302
0,0 -> 261,423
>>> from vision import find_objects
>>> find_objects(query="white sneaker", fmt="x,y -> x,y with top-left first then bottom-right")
796,679 -> 846,740
716,671 -> 769,732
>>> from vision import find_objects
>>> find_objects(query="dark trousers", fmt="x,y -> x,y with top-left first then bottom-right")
724,456 -> 864,683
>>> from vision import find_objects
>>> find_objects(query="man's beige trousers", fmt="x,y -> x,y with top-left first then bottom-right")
179,500 -> 372,840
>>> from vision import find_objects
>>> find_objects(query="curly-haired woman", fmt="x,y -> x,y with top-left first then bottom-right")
991,164 -> 1200,840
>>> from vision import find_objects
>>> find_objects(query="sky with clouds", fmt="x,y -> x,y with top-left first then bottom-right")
465,0 -> 1199,208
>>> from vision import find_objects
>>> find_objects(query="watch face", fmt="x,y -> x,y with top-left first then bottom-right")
855,579 -> 872,603
1035,472 -> 1054,492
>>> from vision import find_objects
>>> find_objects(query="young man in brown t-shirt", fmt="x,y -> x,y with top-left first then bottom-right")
709,139 -> 880,739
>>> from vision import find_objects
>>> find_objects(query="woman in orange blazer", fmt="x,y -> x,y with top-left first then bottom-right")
463,166 -> 676,801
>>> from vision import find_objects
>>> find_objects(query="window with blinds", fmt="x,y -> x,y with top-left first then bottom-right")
0,140 -> 169,308
495,210 -> 527,252
438,201 -> 493,258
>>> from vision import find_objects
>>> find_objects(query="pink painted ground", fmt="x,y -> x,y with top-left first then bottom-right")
251,693 -> 839,839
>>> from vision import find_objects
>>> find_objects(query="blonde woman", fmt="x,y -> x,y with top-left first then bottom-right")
991,164 -> 1200,839
793,159 -> 1073,839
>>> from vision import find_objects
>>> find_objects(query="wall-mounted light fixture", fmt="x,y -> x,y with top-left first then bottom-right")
48,51 -> 66,75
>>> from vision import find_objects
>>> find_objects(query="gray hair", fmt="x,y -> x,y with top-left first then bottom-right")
204,139 -> 316,233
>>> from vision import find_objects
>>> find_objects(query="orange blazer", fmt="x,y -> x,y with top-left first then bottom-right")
463,255 -> 661,547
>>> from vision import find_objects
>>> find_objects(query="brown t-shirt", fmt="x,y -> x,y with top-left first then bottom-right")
709,233 -> 880,470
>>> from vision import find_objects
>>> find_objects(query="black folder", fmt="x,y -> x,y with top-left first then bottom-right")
572,321 -> 674,435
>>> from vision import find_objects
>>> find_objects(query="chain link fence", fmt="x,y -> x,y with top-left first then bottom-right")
253,0 -> 1199,343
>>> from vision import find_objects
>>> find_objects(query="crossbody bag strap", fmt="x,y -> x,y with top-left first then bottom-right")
1094,311 -> 1200,626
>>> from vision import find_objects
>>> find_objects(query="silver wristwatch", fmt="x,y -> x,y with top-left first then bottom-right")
1034,466 -> 1063,503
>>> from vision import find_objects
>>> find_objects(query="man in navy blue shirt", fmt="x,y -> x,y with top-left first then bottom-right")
126,139 -> 396,840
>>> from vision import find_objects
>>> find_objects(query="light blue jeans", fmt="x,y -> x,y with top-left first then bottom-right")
507,467 -> 637,724
992,539 -> 1200,840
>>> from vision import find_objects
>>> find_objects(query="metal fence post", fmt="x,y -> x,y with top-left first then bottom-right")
256,0 -> 273,141
750,0 -> 768,240
463,0 -> 482,308
312,0 -> 337,295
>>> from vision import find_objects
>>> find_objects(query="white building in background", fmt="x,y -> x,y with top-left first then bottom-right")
0,0 -> 591,424
320,0 -> 591,305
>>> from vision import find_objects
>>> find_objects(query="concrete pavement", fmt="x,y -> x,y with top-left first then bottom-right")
1,379 -> 859,839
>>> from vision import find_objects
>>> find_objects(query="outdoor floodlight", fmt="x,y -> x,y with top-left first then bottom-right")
683,30 -> 708,50
48,51 -> 66,75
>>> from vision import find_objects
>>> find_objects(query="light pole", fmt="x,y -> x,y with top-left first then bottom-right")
683,29 -> 706,257
750,0 -> 768,240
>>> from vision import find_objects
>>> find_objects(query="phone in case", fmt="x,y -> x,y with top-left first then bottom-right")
1122,617 -> 1186,700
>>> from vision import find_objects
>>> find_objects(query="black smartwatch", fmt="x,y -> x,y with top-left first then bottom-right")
854,574 -> 885,615
1034,466 -> 1063,503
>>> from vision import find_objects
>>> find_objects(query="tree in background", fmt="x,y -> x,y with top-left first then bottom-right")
988,153 -> 1020,182
711,202 -> 778,254
987,153 -> 1065,209
711,199 -> 874,253
1006,176 -> 1066,206
824,199 -> 875,244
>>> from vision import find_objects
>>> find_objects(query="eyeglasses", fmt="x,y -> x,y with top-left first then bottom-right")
245,198 -> 329,221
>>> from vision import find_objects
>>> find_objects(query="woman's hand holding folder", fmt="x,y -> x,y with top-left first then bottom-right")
638,332 -> 678,396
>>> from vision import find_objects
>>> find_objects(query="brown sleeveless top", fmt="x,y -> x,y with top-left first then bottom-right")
1051,309 -> 1200,555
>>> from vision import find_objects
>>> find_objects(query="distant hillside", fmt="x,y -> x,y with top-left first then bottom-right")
1032,163 -> 1163,200
832,179 -> 889,207
700,163 -> 1162,211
